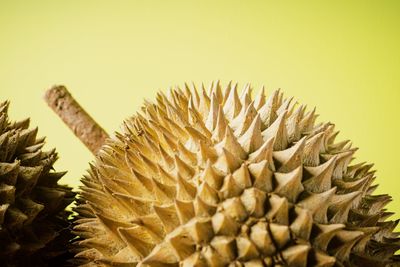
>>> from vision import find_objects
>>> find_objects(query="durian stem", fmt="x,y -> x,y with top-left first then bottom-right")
44,85 -> 109,155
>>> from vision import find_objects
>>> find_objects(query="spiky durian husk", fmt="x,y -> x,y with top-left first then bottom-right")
0,101 -> 75,266
73,82 -> 400,267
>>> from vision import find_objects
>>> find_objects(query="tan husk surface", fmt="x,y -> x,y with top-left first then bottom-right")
0,101 -> 76,266
73,82 -> 400,267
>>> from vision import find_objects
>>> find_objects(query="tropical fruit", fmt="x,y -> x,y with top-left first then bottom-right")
0,101 -> 75,266
73,82 -> 400,266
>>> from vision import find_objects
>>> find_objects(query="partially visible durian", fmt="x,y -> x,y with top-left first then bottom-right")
0,101 -> 75,266
73,82 -> 400,267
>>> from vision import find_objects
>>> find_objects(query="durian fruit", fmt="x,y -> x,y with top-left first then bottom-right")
73,82 -> 400,267
0,101 -> 75,266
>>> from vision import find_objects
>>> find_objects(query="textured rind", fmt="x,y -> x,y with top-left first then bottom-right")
73,82 -> 400,267
0,101 -> 75,266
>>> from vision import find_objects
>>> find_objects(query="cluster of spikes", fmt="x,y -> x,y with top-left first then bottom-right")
72,81 -> 400,267
0,101 -> 75,266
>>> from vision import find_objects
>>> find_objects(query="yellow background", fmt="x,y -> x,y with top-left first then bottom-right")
1,1 -> 400,216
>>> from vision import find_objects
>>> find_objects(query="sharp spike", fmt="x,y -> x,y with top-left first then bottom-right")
198,181 -> 220,205
299,107 -> 317,134
329,230 -> 364,261
333,174 -> 372,194
168,228 -> 197,260
236,237 -> 259,261
232,102 -> 257,136
205,93 -> 220,132
185,126 -> 209,146
262,110 -> 288,151
199,140 -> 218,163
158,144 -> 175,170
183,82 -> 192,98
313,250 -> 336,267
177,141 -> 197,166
269,223 -> 290,249
160,131 -> 178,152
165,101 -> 187,127
238,114 -> 264,153
215,126 -> 247,160
198,85 -> 211,118
297,187 -> 337,224
214,148 -> 243,174
248,136 -> 275,170
222,81 -> 232,105
332,149 -> 357,179
185,217 -> 213,244
152,177 -> 176,204
194,196 -> 217,217
174,199 -> 195,224
240,188 -> 267,217
328,191 -> 363,223
232,163 -> 252,189
223,82 -> 241,120
248,160 -> 274,193
189,82 -> 200,106
239,83 -> 252,108
174,155 -> 195,180
200,161 -> 225,190
281,244 -> 310,267
351,226 -> 379,253
163,116 -> 189,141
276,95 -> 292,116
210,236 -> 237,261
286,105 -> 304,143
187,108 -> 212,138
117,226 -> 158,258
265,194 -> 289,225
313,223 -> 345,251
211,105 -> 228,142
258,89 -> 280,129
211,212 -> 239,236
176,174 -> 197,201
130,168 -> 154,195
303,156 -> 337,193
253,86 -> 266,110
221,197 -> 248,222
202,245 -> 228,266
211,80 -> 223,104
303,132 -> 325,167
290,207 -> 313,240
250,221 -> 276,256
220,174 -> 244,199
153,204 -> 180,233
273,136 -> 306,173
274,166 -> 304,202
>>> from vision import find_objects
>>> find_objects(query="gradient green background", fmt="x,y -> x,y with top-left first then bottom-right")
1,1 -> 399,216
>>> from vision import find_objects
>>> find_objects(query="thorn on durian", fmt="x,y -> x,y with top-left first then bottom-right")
262,110 -> 288,151
303,156 -> 337,193
297,187 -> 337,224
253,86 -> 266,110
205,93 -> 220,132
273,137 -> 306,173
214,148 -> 243,174
258,89 -> 280,129
223,83 -> 241,120
211,105 -> 228,142
238,114 -> 264,154
215,126 -> 247,160
274,166 -> 304,203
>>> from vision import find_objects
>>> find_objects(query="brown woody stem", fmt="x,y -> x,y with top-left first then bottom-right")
44,85 -> 109,155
